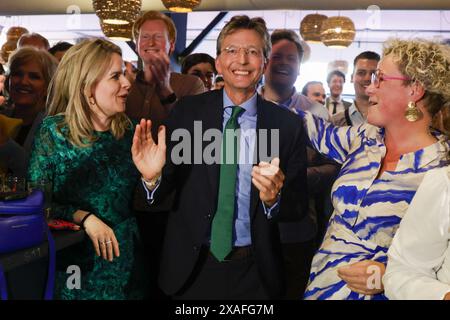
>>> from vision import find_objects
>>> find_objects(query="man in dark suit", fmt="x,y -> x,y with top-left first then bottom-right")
126,10 -> 205,299
131,15 -> 308,299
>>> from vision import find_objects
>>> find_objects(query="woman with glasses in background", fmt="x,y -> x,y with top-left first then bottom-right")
301,38 -> 450,300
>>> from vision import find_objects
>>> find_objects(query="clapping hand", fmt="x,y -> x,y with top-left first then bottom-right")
251,157 -> 285,207
131,119 -> 166,181
141,49 -> 172,97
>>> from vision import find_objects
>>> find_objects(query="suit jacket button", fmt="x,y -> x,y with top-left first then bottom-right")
205,214 -> 211,219
193,246 -> 199,251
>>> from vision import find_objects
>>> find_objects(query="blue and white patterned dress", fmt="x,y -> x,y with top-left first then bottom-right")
301,112 -> 449,300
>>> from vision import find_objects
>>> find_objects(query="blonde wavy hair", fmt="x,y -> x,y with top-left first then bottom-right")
383,39 -> 450,118
46,38 -> 131,148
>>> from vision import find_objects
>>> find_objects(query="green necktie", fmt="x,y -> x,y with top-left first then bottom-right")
210,106 -> 244,261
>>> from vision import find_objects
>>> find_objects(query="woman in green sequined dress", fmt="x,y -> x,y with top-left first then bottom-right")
27,39 -> 147,299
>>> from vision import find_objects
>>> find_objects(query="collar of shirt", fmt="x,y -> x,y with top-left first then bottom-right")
280,96 -> 293,109
223,90 -> 258,118
348,101 -> 358,115
330,97 -> 342,104
258,85 -> 295,111
348,101 -> 366,126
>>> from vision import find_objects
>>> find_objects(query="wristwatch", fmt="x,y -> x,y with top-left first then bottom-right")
160,92 -> 177,105
142,175 -> 161,190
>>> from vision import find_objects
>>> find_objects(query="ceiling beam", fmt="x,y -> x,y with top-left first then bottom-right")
0,0 -> 449,15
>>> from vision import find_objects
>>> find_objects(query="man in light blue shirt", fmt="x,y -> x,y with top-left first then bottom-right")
132,15 -> 308,299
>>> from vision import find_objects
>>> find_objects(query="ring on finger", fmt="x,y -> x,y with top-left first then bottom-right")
105,240 -> 112,245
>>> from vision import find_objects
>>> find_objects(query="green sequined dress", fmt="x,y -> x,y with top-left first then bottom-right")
27,115 -> 147,300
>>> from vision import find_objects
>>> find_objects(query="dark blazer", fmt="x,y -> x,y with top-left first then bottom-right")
126,72 -> 205,212
152,89 -> 308,298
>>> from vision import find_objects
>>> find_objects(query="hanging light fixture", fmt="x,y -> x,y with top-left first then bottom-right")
93,0 -> 142,25
299,14 -> 327,43
161,0 -> 201,13
320,16 -> 356,48
100,20 -> 133,41
327,60 -> 349,75
299,40 -> 311,64
6,26 -> 29,42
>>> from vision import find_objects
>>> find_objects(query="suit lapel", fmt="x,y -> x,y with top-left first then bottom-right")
249,96 -> 274,219
203,90 -> 224,208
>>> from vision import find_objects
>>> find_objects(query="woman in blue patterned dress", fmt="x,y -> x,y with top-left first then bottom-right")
28,39 -> 147,299
303,39 -> 450,300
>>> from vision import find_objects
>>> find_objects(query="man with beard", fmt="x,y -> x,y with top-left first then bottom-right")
325,70 -> 351,116
259,29 -> 339,298
331,51 -> 380,126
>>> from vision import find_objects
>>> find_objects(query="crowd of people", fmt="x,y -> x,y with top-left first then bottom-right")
0,10 -> 449,300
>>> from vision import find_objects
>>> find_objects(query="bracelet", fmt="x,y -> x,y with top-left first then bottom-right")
142,174 -> 161,189
80,212 -> 93,230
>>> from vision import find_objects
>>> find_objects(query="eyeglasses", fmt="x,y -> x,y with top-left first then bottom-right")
221,46 -> 263,58
371,70 -> 411,88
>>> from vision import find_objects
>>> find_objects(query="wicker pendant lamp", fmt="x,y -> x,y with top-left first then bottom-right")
320,16 -> 356,48
93,0 -> 142,25
161,0 -> 201,13
299,14 -> 327,43
100,21 -> 133,41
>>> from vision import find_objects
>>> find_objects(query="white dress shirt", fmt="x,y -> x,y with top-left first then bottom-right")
384,166 -> 450,300
326,97 -> 346,116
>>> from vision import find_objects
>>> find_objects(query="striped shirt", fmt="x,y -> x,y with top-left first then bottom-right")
300,111 -> 449,300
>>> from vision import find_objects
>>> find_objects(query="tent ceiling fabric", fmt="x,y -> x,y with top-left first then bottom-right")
0,0 -> 449,15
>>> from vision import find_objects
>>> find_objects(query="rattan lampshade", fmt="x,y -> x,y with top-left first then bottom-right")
320,16 -> 356,48
93,0 -> 141,25
161,0 -> 201,12
299,14 -> 327,43
100,20 -> 133,41
327,60 -> 349,75
6,26 -> 29,42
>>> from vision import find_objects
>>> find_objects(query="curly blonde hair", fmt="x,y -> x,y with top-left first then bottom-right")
383,39 -> 450,117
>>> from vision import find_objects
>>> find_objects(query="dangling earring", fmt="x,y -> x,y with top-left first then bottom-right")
404,101 -> 423,122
